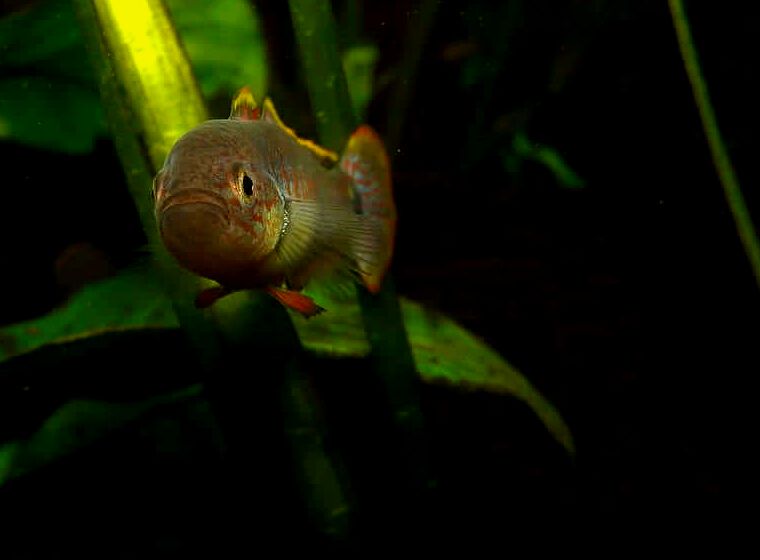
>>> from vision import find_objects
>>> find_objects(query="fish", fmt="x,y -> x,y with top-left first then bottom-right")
152,87 -> 396,317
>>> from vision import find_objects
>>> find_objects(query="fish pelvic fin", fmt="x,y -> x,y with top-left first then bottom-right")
230,86 -> 261,121
340,125 -> 397,293
266,286 -> 325,318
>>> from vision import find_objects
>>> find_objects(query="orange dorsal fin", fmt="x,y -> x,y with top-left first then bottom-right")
261,98 -> 339,166
230,86 -> 261,121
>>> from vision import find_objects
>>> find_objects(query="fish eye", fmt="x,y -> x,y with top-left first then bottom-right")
242,173 -> 253,197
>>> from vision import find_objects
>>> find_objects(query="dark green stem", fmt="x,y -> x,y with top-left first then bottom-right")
385,0 -> 439,154
288,0 -> 432,525
288,0 -> 355,148
669,0 -> 760,288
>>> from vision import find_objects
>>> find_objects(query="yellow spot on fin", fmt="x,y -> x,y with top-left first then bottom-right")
261,98 -> 339,166
230,86 -> 261,121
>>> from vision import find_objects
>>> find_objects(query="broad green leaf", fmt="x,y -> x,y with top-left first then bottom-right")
0,76 -> 105,153
0,269 -> 574,455
0,267 -> 177,362
0,384 -> 202,486
0,0 -> 106,152
293,285 -> 575,455
0,0 -> 84,68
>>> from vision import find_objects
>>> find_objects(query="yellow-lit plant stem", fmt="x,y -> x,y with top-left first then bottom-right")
74,0 -> 350,540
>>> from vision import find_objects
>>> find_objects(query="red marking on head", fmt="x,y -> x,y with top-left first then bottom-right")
250,209 -> 264,224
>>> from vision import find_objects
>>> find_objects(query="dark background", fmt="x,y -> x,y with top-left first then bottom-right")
0,0 -> 755,553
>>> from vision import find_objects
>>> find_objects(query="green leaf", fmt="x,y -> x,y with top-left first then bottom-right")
0,267 -> 177,363
164,0 -> 268,99
292,285 -> 575,455
0,0 -> 84,68
0,76 -> 105,153
0,0 -> 104,152
0,268 -> 574,455
0,385 -> 202,486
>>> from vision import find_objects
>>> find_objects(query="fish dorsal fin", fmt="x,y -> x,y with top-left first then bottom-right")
229,86 -> 261,121
261,98 -> 339,166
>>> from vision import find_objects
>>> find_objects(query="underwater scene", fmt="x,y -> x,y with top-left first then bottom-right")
0,0 -> 755,554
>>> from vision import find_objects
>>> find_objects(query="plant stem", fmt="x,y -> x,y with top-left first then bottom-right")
668,0 -> 760,289
74,0 -> 350,542
288,0 -> 432,529
385,0 -> 439,155
73,0 -> 218,366
288,0 -> 355,147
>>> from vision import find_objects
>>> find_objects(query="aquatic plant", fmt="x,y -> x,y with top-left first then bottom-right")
0,0 -> 576,546
668,0 -> 760,288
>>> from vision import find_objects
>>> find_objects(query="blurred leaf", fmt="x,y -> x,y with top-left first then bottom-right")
0,0 -> 84,68
164,0 -> 267,100
0,267 -> 574,455
510,130 -> 586,189
0,384 -> 201,486
342,44 -> 378,121
0,76 -> 105,152
0,0 -> 104,152
0,0 -> 266,153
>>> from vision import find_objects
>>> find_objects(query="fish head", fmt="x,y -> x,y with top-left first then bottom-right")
153,120 -> 285,286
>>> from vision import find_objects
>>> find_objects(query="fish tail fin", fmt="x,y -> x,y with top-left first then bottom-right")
340,125 -> 396,293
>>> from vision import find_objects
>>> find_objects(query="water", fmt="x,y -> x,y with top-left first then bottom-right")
0,0 -> 753,553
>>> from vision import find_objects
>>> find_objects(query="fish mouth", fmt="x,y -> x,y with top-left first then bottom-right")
158,188 -> 231,269
158,187 -> 230,225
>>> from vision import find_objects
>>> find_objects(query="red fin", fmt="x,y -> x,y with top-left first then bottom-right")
266,287 -> 325,318
229,86 -> 261,121
340,125 -> 397,293
195,285 -> 234,308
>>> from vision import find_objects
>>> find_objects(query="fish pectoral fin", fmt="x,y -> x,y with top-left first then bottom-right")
275,198 -> 381,291
275,198 -> 322,272
266,287 -> 325,318
195,285 -> 234,308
